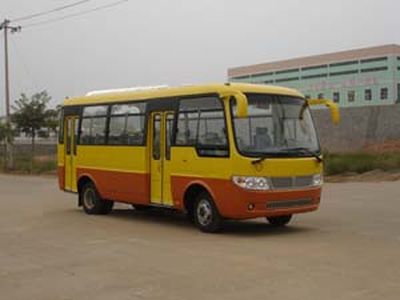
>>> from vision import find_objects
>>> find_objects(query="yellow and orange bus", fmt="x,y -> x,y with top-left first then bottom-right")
58,83 -> 339,232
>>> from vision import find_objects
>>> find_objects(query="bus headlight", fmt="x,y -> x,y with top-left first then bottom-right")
312,174 -> 323,186
232,176 -> 270,190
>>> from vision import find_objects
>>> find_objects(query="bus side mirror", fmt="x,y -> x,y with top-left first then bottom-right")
220,91 -> 248,118
307,99 -> 340,125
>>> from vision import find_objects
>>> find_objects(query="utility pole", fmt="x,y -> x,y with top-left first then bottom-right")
0,19 -> 21,170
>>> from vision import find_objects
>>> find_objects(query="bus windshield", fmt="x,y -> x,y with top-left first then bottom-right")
231,93 -> 320,158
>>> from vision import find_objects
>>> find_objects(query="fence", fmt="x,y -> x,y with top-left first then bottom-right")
0,143 -> 56,157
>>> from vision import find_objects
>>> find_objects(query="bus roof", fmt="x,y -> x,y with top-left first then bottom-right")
63,83 -> 304,106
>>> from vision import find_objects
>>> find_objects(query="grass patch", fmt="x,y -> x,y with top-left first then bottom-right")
324,152 -> 400,175
0,154 -> 57,174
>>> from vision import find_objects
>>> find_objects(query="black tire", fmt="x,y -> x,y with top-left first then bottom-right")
81,182 -> 114,215
131,204 -> 151,211
266,215 -> 292,227
193,192 -> 222,233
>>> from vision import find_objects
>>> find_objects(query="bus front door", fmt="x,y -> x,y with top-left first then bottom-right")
64,116 -> 78,192
150,112 -> 174,206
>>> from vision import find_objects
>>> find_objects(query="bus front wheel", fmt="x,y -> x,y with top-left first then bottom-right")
81,182 -> 114,215
266,215 -> 292,227
193,192 -> 222,233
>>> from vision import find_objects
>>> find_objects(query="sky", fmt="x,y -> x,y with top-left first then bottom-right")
1,0 -> 399,113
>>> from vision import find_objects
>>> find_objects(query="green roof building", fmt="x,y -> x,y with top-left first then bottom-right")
228,44 -> 400,107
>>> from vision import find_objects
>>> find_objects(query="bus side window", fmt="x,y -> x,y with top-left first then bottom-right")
176,111 -> 197,146
166,114 -> 174,160
79,105 -> 108,145
108,103 -> 146,145
66,119 -> 71,154
175,96 -> 228,157
58,108 -> 64,144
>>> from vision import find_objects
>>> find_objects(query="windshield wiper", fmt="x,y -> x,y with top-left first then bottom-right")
251,148 -> 322,164
285,147 -> 323,163
251,155 -> 269,165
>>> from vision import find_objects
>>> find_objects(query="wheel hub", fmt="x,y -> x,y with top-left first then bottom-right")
197,199 -> 213,226
83,189 -> 96,209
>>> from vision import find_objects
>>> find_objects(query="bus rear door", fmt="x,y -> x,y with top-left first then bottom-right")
150,111 -> 174,206
64,116 -> 79,192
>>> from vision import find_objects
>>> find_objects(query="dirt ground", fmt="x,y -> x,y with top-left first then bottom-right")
0,174 -> 399,300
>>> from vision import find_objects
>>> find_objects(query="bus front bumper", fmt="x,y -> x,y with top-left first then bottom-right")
217,185 -> 322,220
172,176 -> 322,220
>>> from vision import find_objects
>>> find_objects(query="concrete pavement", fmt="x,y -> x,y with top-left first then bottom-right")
0,174 -> 399,300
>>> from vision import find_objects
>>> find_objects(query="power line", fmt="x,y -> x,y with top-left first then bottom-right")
11,0 -> 93,22
21,0 -> 129,29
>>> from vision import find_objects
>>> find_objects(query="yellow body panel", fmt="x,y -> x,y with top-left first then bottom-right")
170,147 -> 321,179
57,145 -> 64,168
76,146 -> 148,173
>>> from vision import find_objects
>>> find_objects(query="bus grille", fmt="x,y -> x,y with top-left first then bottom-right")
270,176 -> 313,190
266,198 -> 313,209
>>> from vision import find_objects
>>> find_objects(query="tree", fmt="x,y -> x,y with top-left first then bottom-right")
45,105 -> 60,135
0,122 -> 7,143
0,121 -> 14,142
12,91 -> 55,172
0,122 -> 14,170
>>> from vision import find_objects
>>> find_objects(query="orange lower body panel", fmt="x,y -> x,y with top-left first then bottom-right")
76,168 -> 150,205
65,166 -> 320,220
171,175 -> 321,219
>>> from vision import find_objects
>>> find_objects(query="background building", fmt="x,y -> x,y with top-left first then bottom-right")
228,44 -> 400,107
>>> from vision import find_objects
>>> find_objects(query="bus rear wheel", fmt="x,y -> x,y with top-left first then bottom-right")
81,182 -> 113,215
193,192 -> 222,233
266,215 -> 292,227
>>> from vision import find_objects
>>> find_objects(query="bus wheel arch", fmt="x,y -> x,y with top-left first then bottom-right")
183,183 -> 222,233
183,183 -> 209,215
77,175 -> 97,206
78,175 -> 113,215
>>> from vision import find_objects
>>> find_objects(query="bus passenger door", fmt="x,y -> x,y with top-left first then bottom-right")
64,116 -> 79,192
161,113 -> 175,206
150,113 -> 163,205
150,112 -> 174,206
